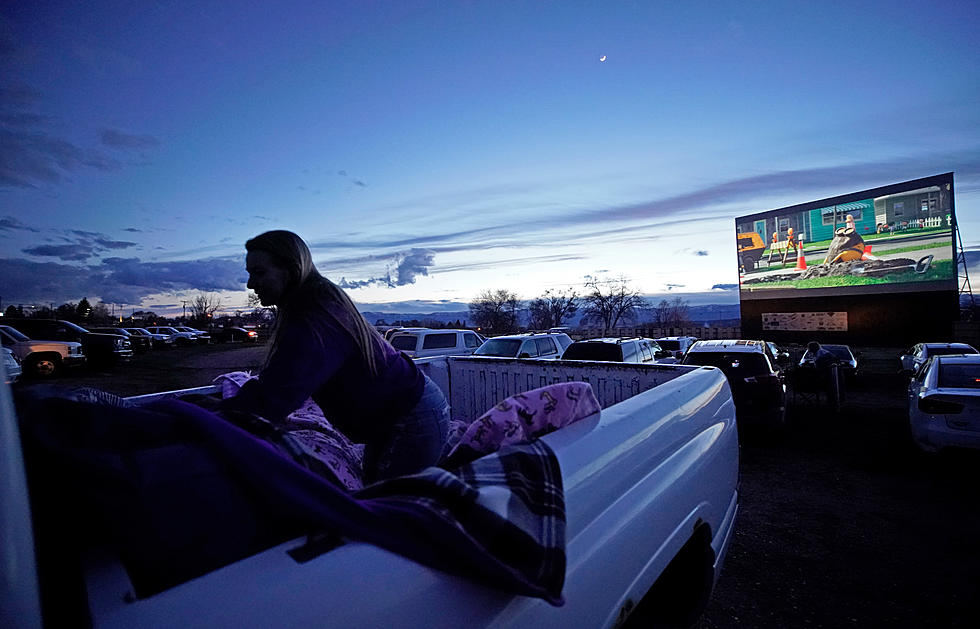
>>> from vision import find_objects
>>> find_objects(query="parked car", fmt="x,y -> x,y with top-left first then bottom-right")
900,342 -> 979,375
473,332 -> 573,360
124,327 -> 174,349
213,326 -> 259,343
799,343 -> 858,380
2,318 -> 131,368
655,336 -> 699,360
2,347 -> 22,384
173,326 -> 212,344
908,353 -> 980,452
144,326 -> 199,347
383,326 -> 427,341
388,329 -> 485,359
682,339 -> 787,426
89,327 -> 152,353
0,324 -> 86,378
561,337 -> 673,364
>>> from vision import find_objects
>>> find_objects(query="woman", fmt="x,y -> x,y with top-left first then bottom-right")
220,230 -> 449,483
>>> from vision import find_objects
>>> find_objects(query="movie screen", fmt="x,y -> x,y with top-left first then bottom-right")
736,173 -> 956,301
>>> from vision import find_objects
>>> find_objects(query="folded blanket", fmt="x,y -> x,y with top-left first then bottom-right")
441,381 -> 601,468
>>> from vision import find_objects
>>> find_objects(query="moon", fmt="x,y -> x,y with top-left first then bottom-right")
599,55 -> 607,62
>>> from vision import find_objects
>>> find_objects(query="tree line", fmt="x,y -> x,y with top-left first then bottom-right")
2,293 -> 239,327
467,275 -> 691,335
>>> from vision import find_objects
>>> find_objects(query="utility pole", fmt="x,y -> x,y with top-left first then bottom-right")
181,300 -> 188,321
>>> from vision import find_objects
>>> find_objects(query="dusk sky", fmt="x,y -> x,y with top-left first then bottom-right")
2,1 -> 979,317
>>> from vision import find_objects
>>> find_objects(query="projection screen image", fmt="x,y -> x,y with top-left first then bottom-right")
736,173 -> 956,301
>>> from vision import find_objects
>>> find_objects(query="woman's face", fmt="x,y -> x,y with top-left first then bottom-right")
246,250 -> 292,306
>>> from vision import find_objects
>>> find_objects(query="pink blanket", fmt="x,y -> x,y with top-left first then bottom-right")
442,382 -> 601,468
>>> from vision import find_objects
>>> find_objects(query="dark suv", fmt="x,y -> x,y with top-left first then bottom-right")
4,319 -> 133,368
561,337 -> 672,363
682,339 -> 786,426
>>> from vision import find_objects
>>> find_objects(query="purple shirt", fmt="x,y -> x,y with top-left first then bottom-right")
220,314 -> 424,443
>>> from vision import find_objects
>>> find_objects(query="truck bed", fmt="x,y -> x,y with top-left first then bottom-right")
3,357 -> 739,628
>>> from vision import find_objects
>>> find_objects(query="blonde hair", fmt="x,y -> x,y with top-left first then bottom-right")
246,230 -> 384,375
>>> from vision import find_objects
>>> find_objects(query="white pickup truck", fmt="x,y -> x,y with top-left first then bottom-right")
1,356 -> 738,628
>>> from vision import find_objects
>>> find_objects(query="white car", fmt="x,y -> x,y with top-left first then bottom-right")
908,354 -> 980,452
561,337 -> 674,364
144,326 -> 199,347
900,342 -> 978,374
388,329 -> 485,359
173,326 -> 212,345
473,332 -> 572,360
2,347 -> 21,384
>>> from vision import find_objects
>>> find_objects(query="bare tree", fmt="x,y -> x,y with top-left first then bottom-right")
654,299 -> 672,326
667,296 -> 690,326
528,288 -> 578,330
468,289 -> 522,334
581,275 -> 647,334
190,292 -> 223,322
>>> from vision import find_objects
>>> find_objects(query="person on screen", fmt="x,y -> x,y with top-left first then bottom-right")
220,230 -> 449,483
781,227 -> 797,264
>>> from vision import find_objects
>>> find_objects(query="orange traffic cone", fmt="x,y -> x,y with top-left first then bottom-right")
796,237 -> 807,270
862,244 -> 878,261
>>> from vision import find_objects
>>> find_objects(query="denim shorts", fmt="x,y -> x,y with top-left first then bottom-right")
362,374 -> 450,483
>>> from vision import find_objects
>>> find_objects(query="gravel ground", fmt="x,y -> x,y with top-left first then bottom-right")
13,344 -> 980,627
698,349 -> 980,629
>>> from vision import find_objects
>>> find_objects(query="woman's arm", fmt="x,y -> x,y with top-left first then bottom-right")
220,318 -> 353,422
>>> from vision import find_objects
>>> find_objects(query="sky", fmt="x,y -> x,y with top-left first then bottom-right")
2,0 -> 979,317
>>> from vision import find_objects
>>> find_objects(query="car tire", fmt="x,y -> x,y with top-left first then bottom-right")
26,353 -> 61,378
176,337 -> 193,347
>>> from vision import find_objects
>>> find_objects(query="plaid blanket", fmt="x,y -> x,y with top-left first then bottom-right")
18,392 -> 567,604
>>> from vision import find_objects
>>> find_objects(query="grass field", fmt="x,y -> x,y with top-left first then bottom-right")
744,259 -> 955,291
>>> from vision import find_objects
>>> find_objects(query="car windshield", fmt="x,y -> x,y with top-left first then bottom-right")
474,338 -> 522,357
684,352 -> 770,377
658,340 -> 680,351
562,343 -> 623,361
126,329 -> 148,335
931,346 -> 978,357
390,336 -> 419,351
0,326 -> 30,342
939,363 -> 980,389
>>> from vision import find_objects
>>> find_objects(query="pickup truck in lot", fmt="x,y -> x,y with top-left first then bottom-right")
3,318 -> 132,368
0,324 -> 86,378
1,356 -> 739,628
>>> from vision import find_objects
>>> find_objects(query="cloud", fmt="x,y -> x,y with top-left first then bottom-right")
0,216 -> 40,233
100,128 -> 160,150
711,284 -> 739,291
0,255 -> 247,305
308,148 -> 980,270
22,244 -> 94,261
21,230 -> 138,260
0,82 -> 157,188
665,283 -> 685,290
337,248 -> 436,289
394,248 -> 434,284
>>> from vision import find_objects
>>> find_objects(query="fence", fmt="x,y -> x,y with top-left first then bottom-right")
572,325 -> 742,340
